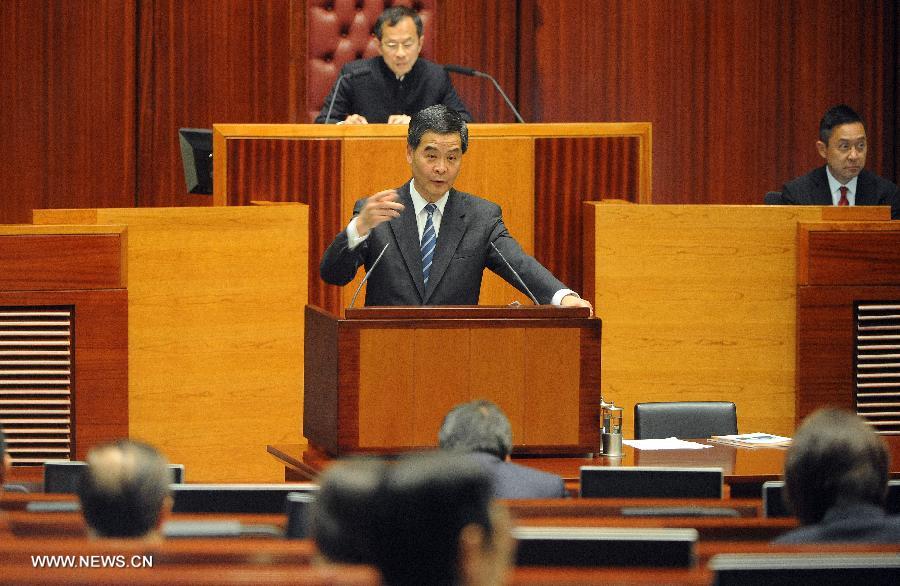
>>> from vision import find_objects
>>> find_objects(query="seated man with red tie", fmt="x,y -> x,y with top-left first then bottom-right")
779,104 -> 899,219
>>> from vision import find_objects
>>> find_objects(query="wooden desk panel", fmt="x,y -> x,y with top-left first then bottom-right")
585,203 -> 889,437
33,207 -> 308,482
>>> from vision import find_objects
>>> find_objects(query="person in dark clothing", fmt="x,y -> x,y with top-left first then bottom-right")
439,399 -> 568,499
315,6 -> 471,125
774,408 -> 900,544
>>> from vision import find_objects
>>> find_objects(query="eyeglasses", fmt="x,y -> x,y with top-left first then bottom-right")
381,39 -> 418,53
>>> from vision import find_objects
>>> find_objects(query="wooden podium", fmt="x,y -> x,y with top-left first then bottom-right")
303,304 -> 601,456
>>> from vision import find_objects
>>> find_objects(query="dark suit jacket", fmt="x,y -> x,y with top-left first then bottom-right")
780,166 -> 900,219
774,501 -> 900,544
467,452 -> 568,500
320,182 -> 567,306
314,57 -> 472,124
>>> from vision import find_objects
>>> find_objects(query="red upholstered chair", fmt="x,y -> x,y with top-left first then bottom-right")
306,0 -> 436,122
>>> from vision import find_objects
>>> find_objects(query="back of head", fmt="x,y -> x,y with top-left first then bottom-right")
374,6 -> 423,40
819,104 -> 865,143
78,439 -> 171,538
785,408 -> 889,525
311,457 -> 386,564
439,400 -> 513,460
372,451 -> 495,586
408,104 -> 469,153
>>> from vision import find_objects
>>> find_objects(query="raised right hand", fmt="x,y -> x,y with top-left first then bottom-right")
355,190 -> 405,236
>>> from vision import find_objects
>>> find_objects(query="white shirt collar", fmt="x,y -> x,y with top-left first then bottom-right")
409,180 -> 449,216
825,166 -> 858,203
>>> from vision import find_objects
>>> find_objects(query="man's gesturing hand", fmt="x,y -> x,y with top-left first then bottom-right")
355,190 -> 405,236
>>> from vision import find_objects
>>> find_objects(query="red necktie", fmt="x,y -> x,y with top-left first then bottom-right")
838,186 -> 849,206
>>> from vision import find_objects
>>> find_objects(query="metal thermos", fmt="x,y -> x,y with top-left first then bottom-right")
601,401 -> 624,457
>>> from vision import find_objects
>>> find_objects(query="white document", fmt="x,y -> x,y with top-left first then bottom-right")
623,437 -> 713,450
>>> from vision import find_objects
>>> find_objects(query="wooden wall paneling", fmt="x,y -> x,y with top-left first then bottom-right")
137,0 -> 299,208
435,0 -> 519,123
225,137 -> 343,311
587,203 -> 854,438
0,233 -> 123,291
0,1 -> 136,224
34,206 -> 308,483
518,0 -> 897,206
534,136 -> 641,294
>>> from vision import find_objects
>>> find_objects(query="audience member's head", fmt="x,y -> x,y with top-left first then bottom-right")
77,439 -> 172,539
311,457 -> 387,565
439,400 -> 513,460
784,408 -> 889,525
372,451 -> 514,586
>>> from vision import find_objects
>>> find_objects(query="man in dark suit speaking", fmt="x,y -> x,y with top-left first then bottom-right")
320,104 -> 593,312
780,104 -> 899,219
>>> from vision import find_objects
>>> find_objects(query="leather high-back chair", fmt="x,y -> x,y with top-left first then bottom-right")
633,401 -> 738,440
306,0 -> 436,122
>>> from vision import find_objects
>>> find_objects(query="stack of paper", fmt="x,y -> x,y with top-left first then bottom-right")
708,432 -> 791,448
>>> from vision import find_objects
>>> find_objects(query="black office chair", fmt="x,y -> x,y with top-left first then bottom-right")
764,191 -> 784,204
170,483 -> 319,514
514,526 -> 697,567
580,466 -> 724,498
710,553 -> 900,585
763,479 -> 900,518
44,460 -> 185,493
633,401 -> 738,440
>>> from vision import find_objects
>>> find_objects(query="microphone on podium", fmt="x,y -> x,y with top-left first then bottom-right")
443,64 -> 525,123
348,242 -> 390,309
324,68 -> 372,124
490,241 -> 539,305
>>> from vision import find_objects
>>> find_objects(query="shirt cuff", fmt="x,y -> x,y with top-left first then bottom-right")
551,289 -> 578,306
346,217 -> 369,250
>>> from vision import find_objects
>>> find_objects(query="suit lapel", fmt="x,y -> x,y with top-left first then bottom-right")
423,189 -> 467,303
811,167 -> 833,205
390,183 -> 426,300
855,170 -> 876,205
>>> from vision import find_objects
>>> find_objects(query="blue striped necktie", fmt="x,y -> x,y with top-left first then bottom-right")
420,203 -> 437,286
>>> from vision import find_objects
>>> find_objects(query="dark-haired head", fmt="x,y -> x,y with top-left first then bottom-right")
77,439 -> 171,539
311,457 -> 387,564
408,104 -> 469,154
819,104 -> 865,144
371,451 -> 512,585
374,6 -> 423,40
784,408 -> 889,525
439,400 -> 513,460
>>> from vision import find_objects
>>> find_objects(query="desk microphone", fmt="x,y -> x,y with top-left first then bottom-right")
443,64 -> 525,123
348,242 -> 390,309
324,68 -> 372,124
490,241 -> 539,305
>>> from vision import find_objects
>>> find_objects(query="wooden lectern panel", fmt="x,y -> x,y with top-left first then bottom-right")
304,305 -> 600,456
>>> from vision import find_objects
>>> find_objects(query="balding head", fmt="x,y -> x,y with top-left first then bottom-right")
78,440 -> 171,538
